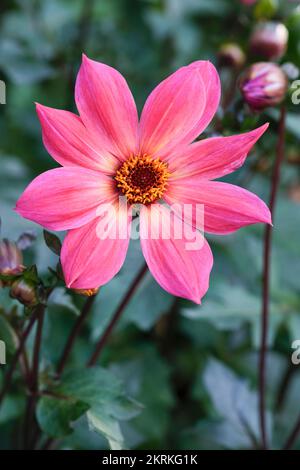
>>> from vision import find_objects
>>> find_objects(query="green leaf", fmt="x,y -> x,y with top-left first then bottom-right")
43,230 -> 62,256
113,346 -> 175,444
87,410 -> 125,450
0,395 -> 24,425
182,283 -> 281,347
48,288 -> 79,316
36,396 -> 89,438
37,367 -> 140,448
183,284 -> 260,328
56,367 -> 123,404
23,265 -> 39,284
201,358 -> 272,449
123,272 -> 173,330
254,0 -> 278,19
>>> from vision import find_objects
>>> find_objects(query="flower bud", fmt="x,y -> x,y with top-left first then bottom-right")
0,239 -> 24,276
250,22 -> 289,60
10,279 -> 38,307
239,62 -> 288,111
72,288 -> 99,297
218,43 -> 246,69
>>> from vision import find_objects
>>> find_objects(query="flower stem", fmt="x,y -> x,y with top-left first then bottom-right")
0,307 -> 40,407
56,295 -> 96,376
39,263 -> 148,450
276,363 -> 297,411
23,304 -> 45,449
283,415 -> 300,450
32,294 -> 97,450
259,105 -> 286,450
87,263 -> 148,366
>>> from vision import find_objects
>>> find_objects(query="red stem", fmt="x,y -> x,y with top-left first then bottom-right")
87,263 -> 148,366
283,416 -> 300,450
39,263 -> 148,450
24,305 -> 45,449
259,105 -> 286,449
56,295 -> 96,376
0,308 -> 39,406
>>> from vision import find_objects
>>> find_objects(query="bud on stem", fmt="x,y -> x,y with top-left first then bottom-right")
239,62 -> 288,111
250,22 -> 289,60
10,279 -> 38,307
0,239 -> 25,287
218,43 -> 246,69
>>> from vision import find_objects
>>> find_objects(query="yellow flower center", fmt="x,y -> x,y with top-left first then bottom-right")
115,155 -> 170,205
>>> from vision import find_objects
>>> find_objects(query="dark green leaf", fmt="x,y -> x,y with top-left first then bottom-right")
43,230 -> 62,256
36,396 -> 89,438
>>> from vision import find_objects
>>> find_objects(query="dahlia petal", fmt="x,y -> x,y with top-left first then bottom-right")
75,55 -> 139,159
181,60 -> 221,145
169,123 -> 269,177
165,180 -> 272,235
36,104 -> 119,174
140,204 -> 213,303
61,203 -> 131,289
15,167 -> 115,231
139,62 -> 208,159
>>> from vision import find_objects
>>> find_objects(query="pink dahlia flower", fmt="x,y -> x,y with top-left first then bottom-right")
16,55 -> 271,303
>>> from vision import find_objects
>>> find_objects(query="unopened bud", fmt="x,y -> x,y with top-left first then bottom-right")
0,239 -> 24,276
218,43 -> 246,69
72,288 -> 99,297
250,22 -> 288,60
239,62 -> 288,111
10,279 -> 38,307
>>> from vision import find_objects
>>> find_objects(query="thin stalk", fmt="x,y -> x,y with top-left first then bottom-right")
56,295 -> 96,376
0,308 -> 39,406
23,304 -> 45,449
33,294 -> 97,450
283,415 -> 300,450
259,105 -> 286,449
87,263 -> 148,366
38,263 -> 148,450
276,363 -> 297,411
41,436 -> 56,451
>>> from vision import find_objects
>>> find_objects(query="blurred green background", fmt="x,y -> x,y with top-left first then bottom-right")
0,0 -> 300,450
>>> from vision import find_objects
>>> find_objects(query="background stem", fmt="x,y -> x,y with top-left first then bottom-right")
56,295 -> 96,376
259,105 -> 286,449
87,263 -> 148,366
40,263 -> 148,450
283,415 -> 300,450
0,308 -> 39,406
23,305 -> 45,449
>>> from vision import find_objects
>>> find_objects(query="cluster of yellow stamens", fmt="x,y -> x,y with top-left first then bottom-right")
73,288 -> 99,297
115,154 -> 170,205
